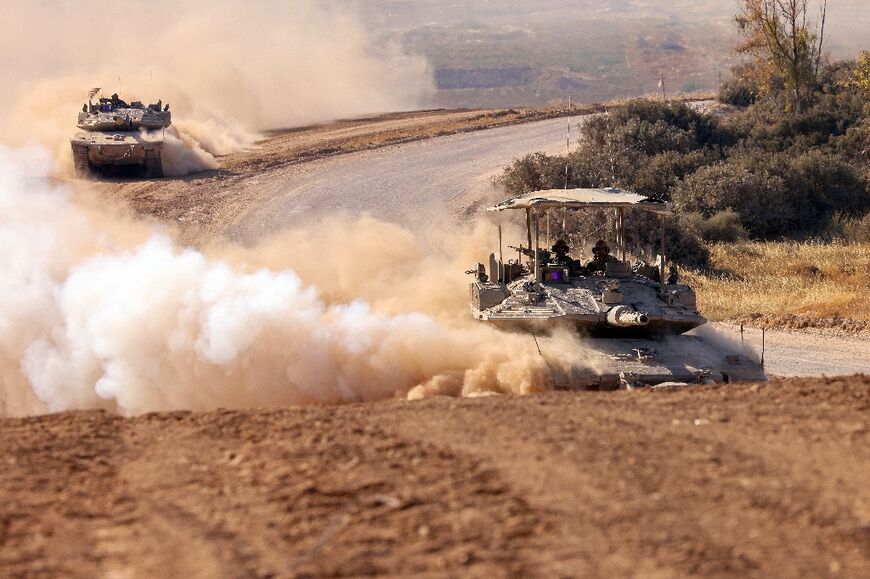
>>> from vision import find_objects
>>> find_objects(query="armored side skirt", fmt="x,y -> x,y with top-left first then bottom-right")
476,312 -> 703,337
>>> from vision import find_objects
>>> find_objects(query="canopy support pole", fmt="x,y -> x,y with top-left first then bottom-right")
498,224 -> 503,282
546,213 -> 550,249
498,223 -> 503,264
617,207 -> 626,262
534,209 -> 541,286
659,213 -> 667,294
525,208 -> 532,259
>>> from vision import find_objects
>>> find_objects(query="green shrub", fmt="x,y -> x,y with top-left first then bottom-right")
672,162 -> 794,237
681,210 -> 747,243
500,153 -> 569,196
719,78 -> 757,106
632,149 -> 721,200
783,150 -> 868,217
586,100 -> 731,152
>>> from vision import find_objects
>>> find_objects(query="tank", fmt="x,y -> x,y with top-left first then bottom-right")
469,188 -> 766,389
70,92 -> 171,178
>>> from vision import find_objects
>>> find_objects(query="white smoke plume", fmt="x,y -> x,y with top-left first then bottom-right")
0,147 -> 576,418
0,0 -> 433,175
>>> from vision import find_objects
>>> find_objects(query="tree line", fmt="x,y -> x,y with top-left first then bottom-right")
499,1 -> 868,266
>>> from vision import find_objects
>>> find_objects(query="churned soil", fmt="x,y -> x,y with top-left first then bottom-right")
1,375 -> 868,578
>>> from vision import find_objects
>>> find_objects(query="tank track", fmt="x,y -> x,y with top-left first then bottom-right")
144,148 -> 164,178
71,144 -> 91,178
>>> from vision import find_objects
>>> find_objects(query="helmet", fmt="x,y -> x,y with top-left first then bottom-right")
552,239 -> 570,255
593,240 -> 610,256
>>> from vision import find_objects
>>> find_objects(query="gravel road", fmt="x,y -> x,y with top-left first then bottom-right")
708,324 -> 870,377
230,115 -> 582,242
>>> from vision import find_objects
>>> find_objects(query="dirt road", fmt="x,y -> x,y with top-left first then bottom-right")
707,324 -> 870,377
1,376 -> 867,577
228,114 -> 584,242
6,112 -> 869,576
96,109 -> 590,244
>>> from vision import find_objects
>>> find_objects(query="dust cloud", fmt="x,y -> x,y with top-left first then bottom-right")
0,147 -> 584,418
0,0 -> 433,175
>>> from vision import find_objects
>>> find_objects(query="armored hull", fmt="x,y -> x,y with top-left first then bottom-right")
535,335 -> 766,390
71,131 -> 164,177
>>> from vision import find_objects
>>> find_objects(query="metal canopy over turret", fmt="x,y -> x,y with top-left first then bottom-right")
488,188 -> 671,214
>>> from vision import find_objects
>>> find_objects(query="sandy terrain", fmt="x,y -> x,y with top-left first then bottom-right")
1,376 -> 867,577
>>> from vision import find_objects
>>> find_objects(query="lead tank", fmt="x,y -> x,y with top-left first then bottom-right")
470,188 -> 766,389
70,92 -> 171,178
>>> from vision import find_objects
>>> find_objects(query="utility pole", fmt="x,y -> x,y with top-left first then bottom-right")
659,74 -> 667,100
565,118 -> 570,189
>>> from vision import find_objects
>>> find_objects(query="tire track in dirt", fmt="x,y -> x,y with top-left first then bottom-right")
3,377 -> 866,577
379,379 -> 870,577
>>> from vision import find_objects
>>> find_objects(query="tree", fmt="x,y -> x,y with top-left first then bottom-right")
735,0 -> 827,114
844,51 -> 870,95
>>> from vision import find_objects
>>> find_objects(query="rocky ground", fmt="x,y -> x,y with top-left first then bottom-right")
1,376 -> 868,577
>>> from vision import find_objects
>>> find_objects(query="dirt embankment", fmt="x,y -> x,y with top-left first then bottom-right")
2,375 -> 868,577
232,106 -> 600,174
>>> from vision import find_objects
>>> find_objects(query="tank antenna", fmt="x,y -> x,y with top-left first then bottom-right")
534,209 -> 541,287
498,224 -> 503,268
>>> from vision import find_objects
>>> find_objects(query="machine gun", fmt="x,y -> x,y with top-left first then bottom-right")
465,263 -> 488,283
508,245 -> 551,264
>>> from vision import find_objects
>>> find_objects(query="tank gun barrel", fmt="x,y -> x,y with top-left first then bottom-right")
606,306 -> 649,327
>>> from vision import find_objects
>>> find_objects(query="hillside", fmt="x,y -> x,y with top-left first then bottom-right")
358,0 -> 869,108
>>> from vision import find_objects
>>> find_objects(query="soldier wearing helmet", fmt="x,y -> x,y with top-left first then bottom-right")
551,238 -> 583,275
586,239 -> 618,274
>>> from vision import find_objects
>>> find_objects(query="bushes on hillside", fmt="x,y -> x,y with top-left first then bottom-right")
499,73 -> 870,266
672,163 -> 794,237
499,152 -> 569,196
631,149 -> 720,199
719,77 -> 757,107
681,210 -> 748,243
784,150 -> 868,216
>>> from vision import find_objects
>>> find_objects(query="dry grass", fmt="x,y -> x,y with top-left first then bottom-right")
683,241 -> 870,322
